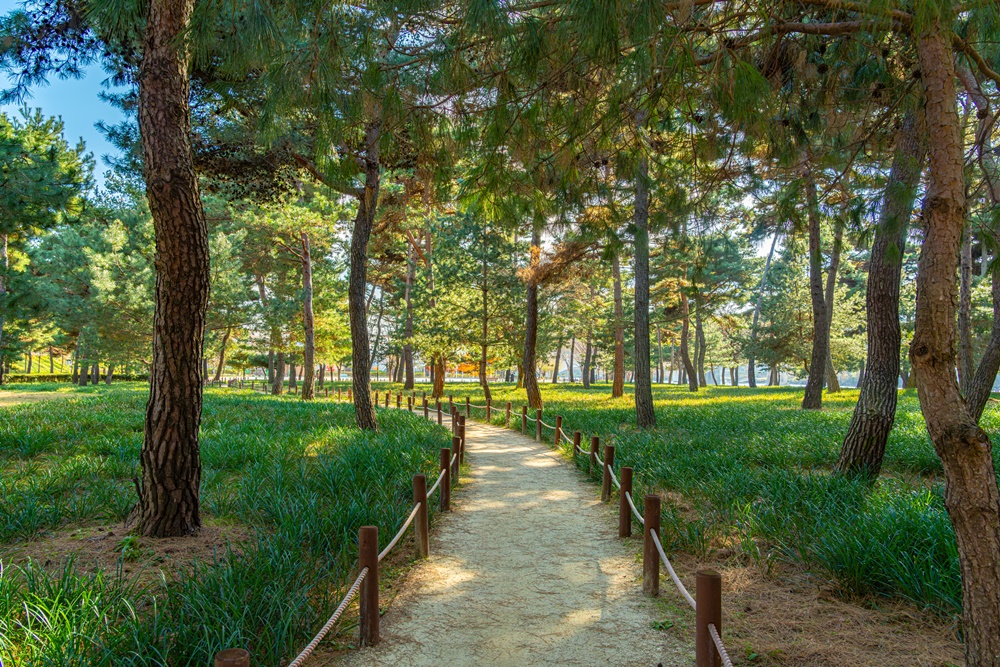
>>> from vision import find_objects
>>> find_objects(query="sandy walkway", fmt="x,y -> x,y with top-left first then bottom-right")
337,416 -> 689,667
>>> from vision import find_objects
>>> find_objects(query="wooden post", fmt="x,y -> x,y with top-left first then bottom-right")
451,436 -> 461,478
619,466 -> 633,538
573,431 -> 582,456
521,405 -> 527,434
465,396 -> 471,418
338,387 -> 342,401
414,474 -> 429,558
347,388 -> 352,401
554,416 -> 563,447
535,409 -> 542,442
486,399 -> 492,422
696,570 -> 723,667
643,494 -> 661,597
423,397 -> 429,419
440,448 -> 451,511
408,396 -> 414,412
397,393 -> 401,409
214,649 -> 250,667
326,387 -> 330,398
589,436 -> 600,476
458,415 -> 466,465
601,445 -> 615,502
506,401 -> 512,427
359,525 -> 379,646
436,399 -> 442,425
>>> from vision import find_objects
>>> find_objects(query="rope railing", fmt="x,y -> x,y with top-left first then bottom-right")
378,502 -> 422,562
709,623 -> 735,667
650,528 -> 696,610
625,491 -> 644,525
286,567 -> 368,667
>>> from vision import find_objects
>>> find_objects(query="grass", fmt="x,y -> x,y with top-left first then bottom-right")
0,382 -> 451,666
400,380 -> 997,619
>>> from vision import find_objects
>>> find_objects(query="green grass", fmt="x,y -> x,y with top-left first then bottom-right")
404,381 -> 995,618
0,383 -> 451,666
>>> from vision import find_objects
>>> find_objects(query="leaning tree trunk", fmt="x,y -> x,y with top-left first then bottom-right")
634,148 -> 656,427
301,232 -> 315,400
824,218 -> 844,393
133,0 -> 211,537
912,23 -> 1000,667
523,227 -> 543,409
838,111 -> 924,478
213,327 -> 231,383
802,163 -> 828,410
348,120 -> 382,430
612,252 -> 625,398
680,296 -> 698,392
967,267 -> 1000,423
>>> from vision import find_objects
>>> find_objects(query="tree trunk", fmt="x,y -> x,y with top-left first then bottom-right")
402,242 -> 415,391
71,341 -> 79,384
633,145 -> 656,428
959,224 -> 975,394
825,217 -> 844,393
516,360 -> 524,389
802,163 -> 828,410
838,111 -> 924,477
348,121 -> 382,430
0,234 -> 6,385
568,336 -> 575,383
748,232 -> 779,388
656,327 -> 663,384
91,363 -> 99,385
911,23 -> 1000,666
105,363 -> 114,386
301,232 -> 316,400
318,363 -> 325,388
967,263 -> 1000,422
523,227 -> 543,408
433,355 -> 445,398
289,362 -> 297,390
695,296 -> 707,387
551,339 -> 563,383
582,332 -> 592,389
612,252 -> 625,398
272,352 -> 285,395
78,340 -> 88,386
132,0 -> 211,534
213,327 -> 231,383
669,345 -> 675,384
680,297 -> 698,391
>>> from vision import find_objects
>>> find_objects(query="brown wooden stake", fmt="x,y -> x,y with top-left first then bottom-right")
359,525 -> 379,646
573,431 -> 582,456
214,648 -> 250,667
326,387 -> 330,398
486,399 -> 492,421
643,494 -> 661,597
436,399 -> 442,425
439,448 -> 451,511
451,436 -> 461,478
535,409 -> 542,442
413,474 -> 429,558
347,388 -> 352,401
521,405 -> 527,434
555,416 -> 563,447
589,436 -> 600,475
423,397 -> 429,419
506,401 -> 512,427
384,391 -> 389,408
696,570 -> 723,667
466,396 -> 471,418
619,466 -> 633,538
601,445 -> 615,502
409,396 -> 414,412
396,393 -> 401,408
338,388 -> 342,401
458,416 -> 466,464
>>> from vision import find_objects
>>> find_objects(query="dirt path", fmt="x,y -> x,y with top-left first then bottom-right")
337,417 -> 689,667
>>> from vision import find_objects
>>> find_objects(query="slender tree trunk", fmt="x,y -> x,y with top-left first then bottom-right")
748,232 -> 779,388
272,352 -> 285,395
959,225 -> 975,394
348,120 -> 382,430
967,265 -> 1000,422
49,347 -> 54,374
133,0 -> 209,537
0,234 -> 6,386
569,336 -> 575,383
802,162 -> 828,410
680,297 -> 698,391
91,363 -> 99,385
612,252 -> 625,398
633,145 -> 656,428
78,340 -> 88,386
402,242 -> 415,390
695,296 -> 707,387
551,339 -> 563,383
656,327 -> 663,384
433,355 -> 445,398
318,363 -> 325,388
825,218 -> 844,393
912,24 -> 1000,666
523,227 -> 543,408
669,345 -> 675,384
213,328 -> 231,383
105,363 -> 114,386
71,341 -> 79,384
289,362 -> 297,390
582,333 -> 592,389
838,111 -> 924,477
301,232 -> 315,400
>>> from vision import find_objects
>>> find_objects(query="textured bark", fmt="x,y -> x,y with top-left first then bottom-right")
91,363 -> 99,385
802,165 -> 828,410
0,234 -> 5,385
213,327 -> 231,383
133,0 -> 211,534
839,112 -> 924,478
695,296 -> 707,387
680,297 -> 698,391
78,340 -> 88,386
288,362 -> 297,390
582,332 -> 592,389
523,227 -> 543,409
272,352 -> 285,395
301,232 -> 315,400
402,242 -> 415,390
105,363 -> 114,386
824,218 -> 843,393
633,148 -> 656,428
551,339 -> 563,383
71,342 -> 79,384
611,252 -> 625,398
348,121 -> 381,430
656,328 -> 663,384
911,23 -> 1000,667
967,267 -> 1000,423
748,232 -> 778,388
568,336 -> 575,383
959,225 -> 975,394
433,355 -> 445,398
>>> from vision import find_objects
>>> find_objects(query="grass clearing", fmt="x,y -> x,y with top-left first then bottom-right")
0,383 -> 451,666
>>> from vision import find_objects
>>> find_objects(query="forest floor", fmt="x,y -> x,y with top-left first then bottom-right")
336,416 -> 688,667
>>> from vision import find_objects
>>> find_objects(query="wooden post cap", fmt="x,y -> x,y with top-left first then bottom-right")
215,648 -> 251,667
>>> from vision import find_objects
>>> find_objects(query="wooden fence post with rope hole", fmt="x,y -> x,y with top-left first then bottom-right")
521,405 -> 527,434
414,474 -> 429,558
452,436 -> 461,478
506,401 -> 512,427
535,409 -> 542,442
440,448 -> 451,511
437,399 -> 443,425
423,397 -> 429,419
601,445 -> 615,502
397,393 -> 401,409
619,467 -> 633,538
458,416 -> 466,464
466,396 -> 471,418
589,436 -> 600,475
696,570 -> 723,667
486,398 -> 491,421
555,416 -> 562,446
359,526 -> 379,646
573,431 -> 581,456
643,494 -> 661,597
214,648 -> 250,667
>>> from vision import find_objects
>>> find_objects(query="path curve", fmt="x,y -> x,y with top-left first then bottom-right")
337,416 -> 689,667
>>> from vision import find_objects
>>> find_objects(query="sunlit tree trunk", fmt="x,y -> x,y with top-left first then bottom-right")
402,242 -> 415,390
824,218 -> 843,393
747,232 -> 778,388
582,332 -> 592,389
959,225 -> 975,394
213,327 -> 231,383
695,295 -> 707,387
551,338 -> 563,383
523,227 -> 543,408
802,162 -> 828,410
680,296 -> 697,392
301,232 -> 315,400
568,336 -> 575,383
612,252 -> 625,398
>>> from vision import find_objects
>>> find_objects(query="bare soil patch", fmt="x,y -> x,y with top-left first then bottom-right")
0,391 -> 75,407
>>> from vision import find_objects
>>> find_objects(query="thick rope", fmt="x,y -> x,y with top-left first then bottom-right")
378,503 -> 421,562
608,466 -> 621,490
650,529 -> 697,610
428,468 -> 447,497
708,623 -> 735,667
286,567 -> 368,667
625,491 -> 645,525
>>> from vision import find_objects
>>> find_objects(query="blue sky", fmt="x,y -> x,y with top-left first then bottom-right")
0,0 -> 127,186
